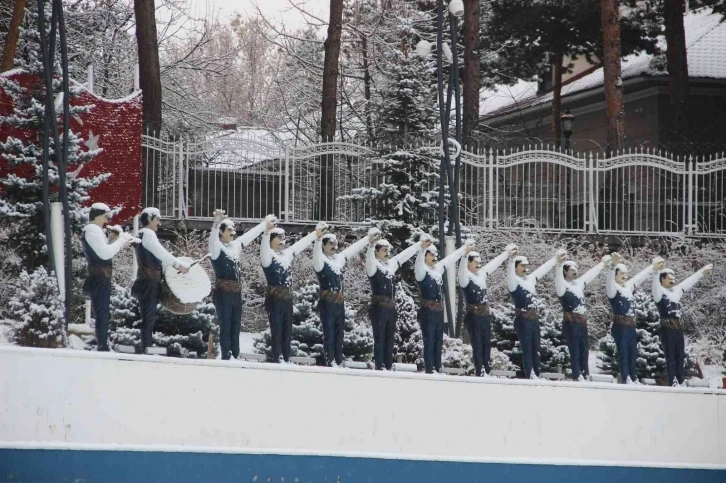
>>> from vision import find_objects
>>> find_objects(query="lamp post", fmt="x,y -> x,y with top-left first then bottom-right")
560,109 -> 576,228
561,109 -> 575,153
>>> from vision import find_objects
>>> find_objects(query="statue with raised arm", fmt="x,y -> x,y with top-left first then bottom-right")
555,253 -> 610,381
653,262 -> 713,386
313,225 -> 373,367
415,237 -> 474,374
261,220 -> 327,363
209,210 -> 275,360
132,207 -> 190,354
458,244 -> 517,377
365,229 -> 422,370
605,253 -> 663,384
507,248 -> 565,379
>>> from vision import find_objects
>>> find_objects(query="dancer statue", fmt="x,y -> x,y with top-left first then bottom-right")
415,237 -> 473,374
507,248 -> 564,379
652,262 -> 712,386
555,254 -> 610,381
81,203 -> 135,351
261,220 -> 326,363
132,207 -> 189,354
209,211 -> 275,360
313,226 -> 372,367
605,253 -> 663,384
458,244 -> 517,376
365,230 -> 421,370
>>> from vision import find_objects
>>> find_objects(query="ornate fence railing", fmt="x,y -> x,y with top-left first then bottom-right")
141,133 -> 726,238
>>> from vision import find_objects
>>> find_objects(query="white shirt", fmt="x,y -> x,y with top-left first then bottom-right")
261,230 -> 317,269
507,256 -> 557,295
652,269 -> 705,304
555,261 -> 605,314
208,219 -> 267,261
415,245 -> 468,284
458,249 -> 510,290
365,241 -> 421,278
606,265 -> 654,300
138,228 -> 187,269
313,235 -> 370,275
82,224 -> 124,260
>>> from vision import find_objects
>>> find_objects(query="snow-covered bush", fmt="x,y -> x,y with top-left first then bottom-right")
394,282 -> 423,366
9,267 -> 67,348
108,284 -> 219,358
442,335 -> 474,374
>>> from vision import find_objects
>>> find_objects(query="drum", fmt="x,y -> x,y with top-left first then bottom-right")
160,257 -> 212,315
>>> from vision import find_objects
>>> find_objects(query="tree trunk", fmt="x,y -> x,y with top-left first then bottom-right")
462,0 -> 480,146
551,50 -> 564,148
663,0 -> 690,150
1,0 -> 26,72
362,36 -> 373,140
134,0 -> 162,134
134,0 -> 162,208
600,0 -> 625,156
319,0 -> 343,220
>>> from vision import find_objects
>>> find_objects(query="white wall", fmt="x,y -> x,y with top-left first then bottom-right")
1,347 -> 725,467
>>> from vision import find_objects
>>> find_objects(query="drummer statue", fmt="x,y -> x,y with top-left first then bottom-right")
81,203 -> 136,351
209,210 -> 276,360
132,207 -> 190,354
261,219 -> 327,363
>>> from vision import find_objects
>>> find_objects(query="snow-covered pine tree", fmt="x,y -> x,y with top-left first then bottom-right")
490,303 -> 521,372
0,2 -> 106,268
538,308 -> 570,374
394,282 -> 423,367
254,282 -> 373,363
108,284 -> 219,358
442,335 -> 474,374
9,266 -> 67,348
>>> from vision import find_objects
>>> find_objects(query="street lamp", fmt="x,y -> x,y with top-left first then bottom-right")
561,109 -> 575,152
448,0 -> 465,17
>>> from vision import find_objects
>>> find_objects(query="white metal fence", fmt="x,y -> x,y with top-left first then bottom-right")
141,132 -> 726,237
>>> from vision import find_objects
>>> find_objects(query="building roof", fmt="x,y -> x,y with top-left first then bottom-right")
481,8 -> 726,119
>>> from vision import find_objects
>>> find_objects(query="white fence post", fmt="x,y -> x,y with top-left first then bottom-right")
588,152 -> 597,233
284,146 -> 291,221
50,202 -> 65,298
688,155 -> 695,235
178,137 -> 185,219
444,235 -> 457,330
132,215 -> 139,282
487,149 -> 494,229
87,64 -> 94,94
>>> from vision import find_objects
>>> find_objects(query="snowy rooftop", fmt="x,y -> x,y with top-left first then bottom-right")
481,8 -> 726,118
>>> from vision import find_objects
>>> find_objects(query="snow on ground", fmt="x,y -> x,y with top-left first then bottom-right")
214,331 -> 263,360
588,351 -> 603,375
239,331 -> 262,354
0,320 -> 12,346
702,364 -> 725,389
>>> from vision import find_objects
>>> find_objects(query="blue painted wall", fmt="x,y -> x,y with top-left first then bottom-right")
1,449 -> 725,483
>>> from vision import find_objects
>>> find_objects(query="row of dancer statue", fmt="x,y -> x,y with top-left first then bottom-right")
81,204 -> 712,386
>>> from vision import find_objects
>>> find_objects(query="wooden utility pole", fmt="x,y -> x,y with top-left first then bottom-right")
663,0 -> 690,149
1,0 -> 26,72
462,0 -> 480,145
600,0 -> 625,155
134,0 -> 162,134
319,0 -> 344,219
551,50 -> 564,148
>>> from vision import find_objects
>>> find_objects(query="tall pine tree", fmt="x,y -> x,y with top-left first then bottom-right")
0,2 -> 106,268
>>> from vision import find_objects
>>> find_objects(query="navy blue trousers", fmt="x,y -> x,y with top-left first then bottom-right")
266,296 -> 293,362
563,320 -> 589,379
132,279 -> 160,353
611,323 -> 638,383
466,313 -> 491,376
660,327 -> 685,385
85,278 -> 111,352
419,308 -> 444,374
319,300 -> 345,366
369,303 -> 396,370
213,289 -> 242,360
514,316 -> 541,377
